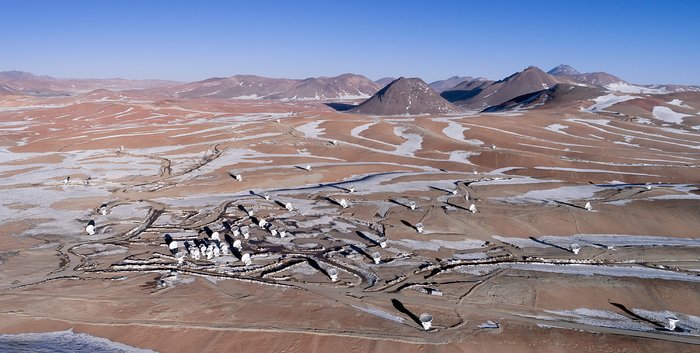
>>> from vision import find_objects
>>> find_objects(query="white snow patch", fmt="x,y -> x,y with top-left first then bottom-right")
586,94 -> 638,112
296,120 -> 326,139
652,106 -> 691,124
545,124 -> 568,134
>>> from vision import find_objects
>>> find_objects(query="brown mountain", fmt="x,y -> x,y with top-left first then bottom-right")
442,66 -> 560,109
483,84 -> 606,112
265,74 -> 380,100
0,70 -> 178,96
174,75 -> 297,99
547,65 -> 625,86
374,77 -> 396,88
348,77 -> 459,115
174,74 -> 379,100
428,76 -> 474,92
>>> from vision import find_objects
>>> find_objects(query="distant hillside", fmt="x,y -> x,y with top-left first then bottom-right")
174,74 -> 379,100
429,76 -> 474,92
0,70 -> 179,96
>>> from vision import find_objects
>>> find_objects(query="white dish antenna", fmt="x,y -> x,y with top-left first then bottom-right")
234,174 -> 242,181
665,316 -> 679,331
328,268 -> 339,282
415,223 -> 424,233
371,252 -> 381,264
408,201 -> 416,210
241,253 -> 252,266
85,221 -> 95,236
570,243 -> 581,255
584,202 -> 593,211
285,202 -> 293,211
339,199 -> 348,208
469,204 -> 477,213
419,313 -> 433,330
378,237 -> 388,248
211,231 -> 220,241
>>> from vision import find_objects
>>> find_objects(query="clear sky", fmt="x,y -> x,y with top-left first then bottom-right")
1,0 -> 698,84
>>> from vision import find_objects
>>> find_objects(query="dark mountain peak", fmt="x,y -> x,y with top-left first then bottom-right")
348,77 -> 458,115
548,64 -> 581,76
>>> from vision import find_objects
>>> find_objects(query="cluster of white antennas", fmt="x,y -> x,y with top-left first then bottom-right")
584,202 -> 593,211
419,313 -> 433,330
339,199 -> 349,209
186,241 -> 201,260
85,220 -> 96,236
232,223 -> 249,238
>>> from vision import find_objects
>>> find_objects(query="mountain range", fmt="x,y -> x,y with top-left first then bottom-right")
2,65 -> 699,116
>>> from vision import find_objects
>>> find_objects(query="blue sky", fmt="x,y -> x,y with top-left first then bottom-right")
1,0 -> 698,84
